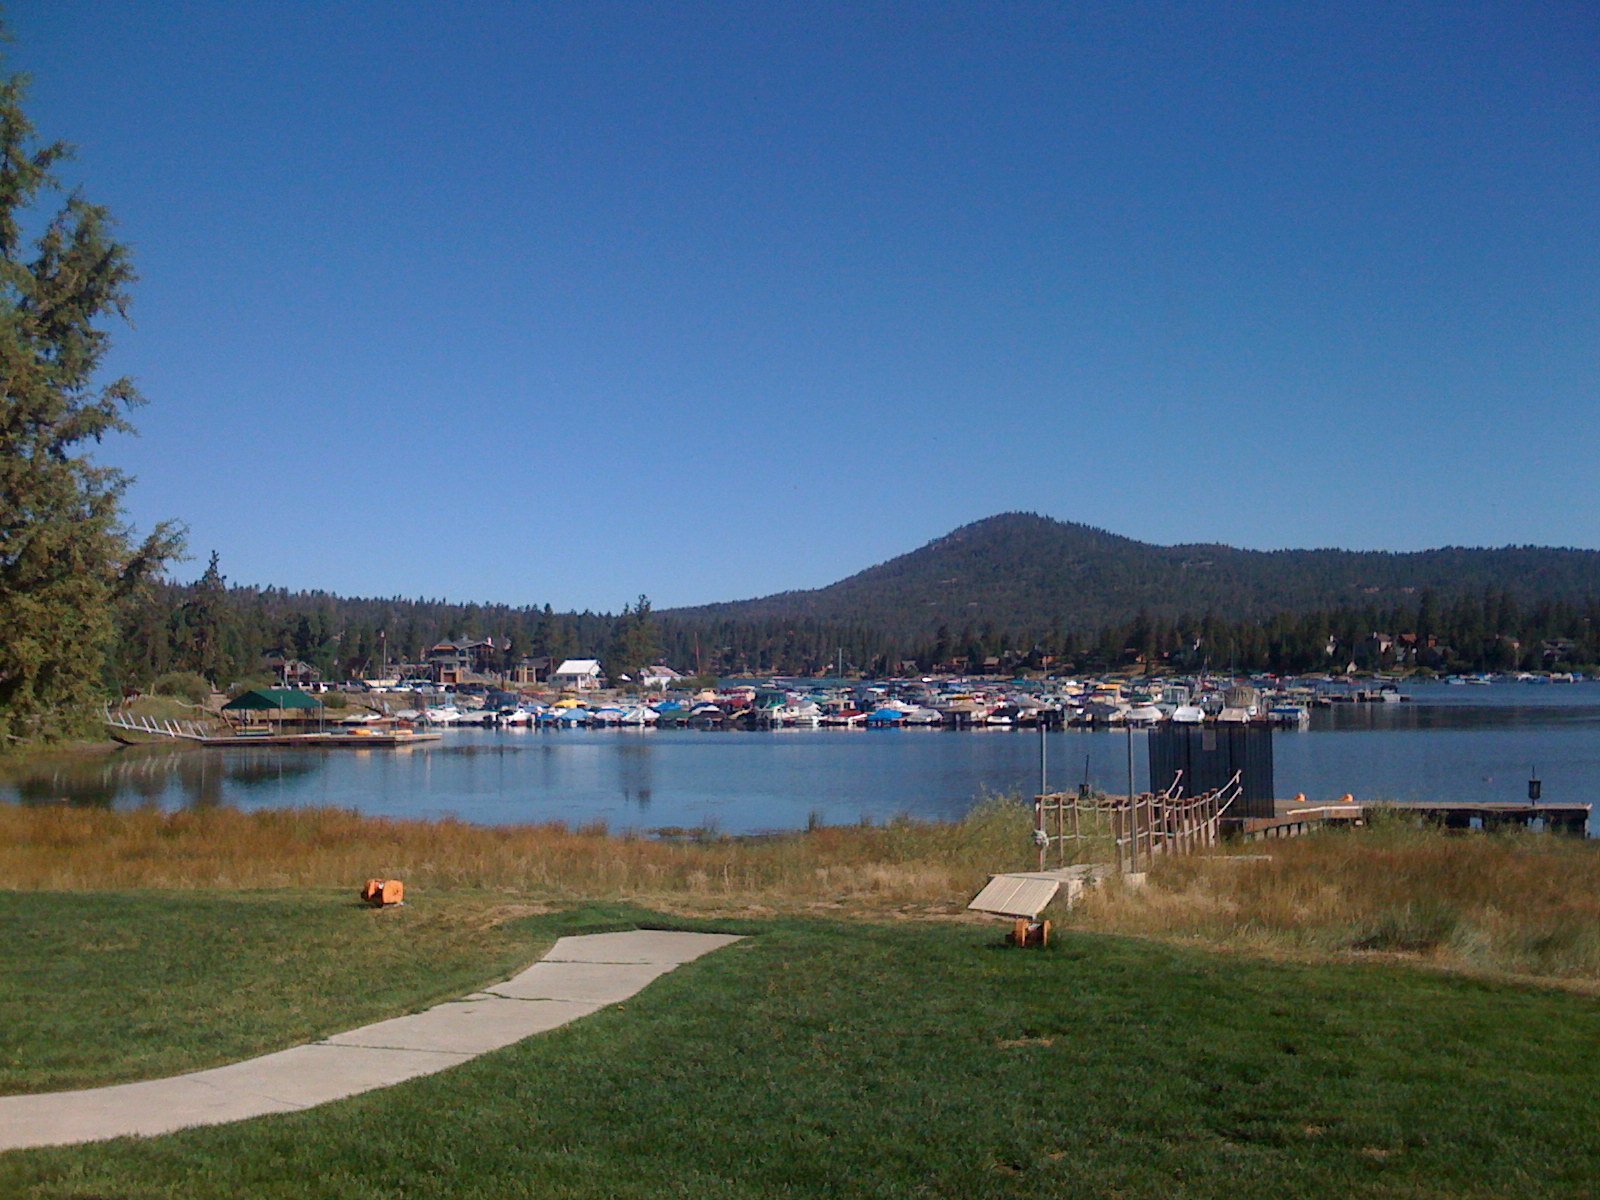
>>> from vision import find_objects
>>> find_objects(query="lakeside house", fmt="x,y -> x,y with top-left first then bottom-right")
508,655 -> 555,686
426,638 -> 506,685
260,652 -> 320,687
551,658 -> 605,690
640,663 -> 685,689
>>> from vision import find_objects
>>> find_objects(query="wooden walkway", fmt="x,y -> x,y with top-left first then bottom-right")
189,731 -> 443,748
1240,798 -> 1591,839
103,709 -> 439,749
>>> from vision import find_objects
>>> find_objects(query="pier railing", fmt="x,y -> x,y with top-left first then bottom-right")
1034,770 -> 1241,874
102,707 -> 222,742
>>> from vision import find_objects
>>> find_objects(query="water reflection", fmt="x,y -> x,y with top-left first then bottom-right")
614,740 -> 654,810
223,754 -> 320,790
1320,699 -> 1600,733
1,745 -> 321,810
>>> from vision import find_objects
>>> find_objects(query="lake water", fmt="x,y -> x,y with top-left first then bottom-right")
6,682 -> 1599,834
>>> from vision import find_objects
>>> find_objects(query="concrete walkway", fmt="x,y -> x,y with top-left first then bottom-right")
0,929 -> 742,1152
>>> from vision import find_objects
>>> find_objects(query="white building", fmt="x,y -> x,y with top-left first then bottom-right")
551,658 -> 605,691
640,664 -> 685,689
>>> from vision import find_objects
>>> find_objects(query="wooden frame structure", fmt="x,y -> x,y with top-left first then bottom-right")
1034,770 -> 1243,874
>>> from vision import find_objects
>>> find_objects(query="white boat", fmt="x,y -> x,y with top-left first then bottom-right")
1124,703 -> 1164,727
1170,704 -> 1206,724
776,700 -> 822,726
1268,703 -> 1310,726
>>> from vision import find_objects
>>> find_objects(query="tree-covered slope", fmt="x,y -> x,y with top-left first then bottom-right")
664,512 -> 1600,638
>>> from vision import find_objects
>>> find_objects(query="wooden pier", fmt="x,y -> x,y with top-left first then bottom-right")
1238,798 -> 1591,840
191,730 -> 442,749
103,709 -> 439,749
1367,800 -> 1591,835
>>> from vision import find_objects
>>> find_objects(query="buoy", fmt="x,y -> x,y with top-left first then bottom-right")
362,879 -> 405,907
1339,793 -> 1354,804
1292,793 -> 1306,804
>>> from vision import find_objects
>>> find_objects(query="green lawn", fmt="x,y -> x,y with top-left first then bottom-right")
4,903 -> 1599,1198
0,890 -> 561,1093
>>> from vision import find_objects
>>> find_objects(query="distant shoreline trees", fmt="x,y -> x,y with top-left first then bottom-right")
112,574 -> 1600,690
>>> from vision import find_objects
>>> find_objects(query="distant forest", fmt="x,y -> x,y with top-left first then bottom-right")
112,515 -> 1600,689
116,557 -> 1600,689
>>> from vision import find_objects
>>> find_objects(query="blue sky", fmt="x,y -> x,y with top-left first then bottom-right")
11,1 -> 1598,611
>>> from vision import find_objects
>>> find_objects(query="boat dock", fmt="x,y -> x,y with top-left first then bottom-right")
1366,800 -> 1591,835
1239,797 -> 1591,839
103,709 -> 439,749
190,731 -> 442,749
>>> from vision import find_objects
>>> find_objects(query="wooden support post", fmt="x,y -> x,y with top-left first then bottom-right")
1036,794 -> 1045,872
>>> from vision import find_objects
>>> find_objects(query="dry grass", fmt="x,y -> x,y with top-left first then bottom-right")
1062,817 -> 1600,983
0,796 -> 1037,915
12,794 -> 1600,983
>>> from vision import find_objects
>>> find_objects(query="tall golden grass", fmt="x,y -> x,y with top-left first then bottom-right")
0,797 -> 1037,914
11,796 -> 1600,983
1065,816 -> 1600,983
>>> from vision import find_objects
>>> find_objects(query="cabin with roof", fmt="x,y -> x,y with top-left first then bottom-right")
260,653 -> 320,687
552,658 -> 605,690
426,638 -> 505,684
508,655 -> 555,686
640,663 -> 684,689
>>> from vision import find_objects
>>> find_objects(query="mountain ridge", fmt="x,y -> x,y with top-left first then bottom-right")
663,512 -> 1600,638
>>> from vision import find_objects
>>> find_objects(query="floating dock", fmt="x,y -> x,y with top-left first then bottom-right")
1366,800 -> 1591,835
193,730 -> 442,749
1239,798 -> 1591,839
105,708 -> 439,748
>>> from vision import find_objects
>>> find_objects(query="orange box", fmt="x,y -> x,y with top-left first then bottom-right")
362,879 -> 405,906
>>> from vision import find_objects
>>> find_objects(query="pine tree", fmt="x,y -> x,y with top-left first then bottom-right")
605,595 -> 660,683
176,551 -> 232,685
0,60 -> 182,743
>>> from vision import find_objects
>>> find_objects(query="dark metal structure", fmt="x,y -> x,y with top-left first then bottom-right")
1148,724 -> 1275,819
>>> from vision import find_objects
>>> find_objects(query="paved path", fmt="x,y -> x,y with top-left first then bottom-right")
0,930 -> 742,1152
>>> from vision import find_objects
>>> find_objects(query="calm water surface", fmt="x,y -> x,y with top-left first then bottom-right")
6,682 -> 1599,834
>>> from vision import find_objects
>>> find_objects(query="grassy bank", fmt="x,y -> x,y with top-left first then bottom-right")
8,809 -> 1600,1195
0,798 -> 1038,914
1064,817 -> 1600,985
9,799 -> 1600,983
6,913 -> 1600,1198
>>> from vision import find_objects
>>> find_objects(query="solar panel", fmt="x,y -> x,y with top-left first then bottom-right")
967,874 -> 1061,918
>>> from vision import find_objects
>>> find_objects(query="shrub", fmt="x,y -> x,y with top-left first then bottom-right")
148,672 -> 211,705
226,674 -> 278,699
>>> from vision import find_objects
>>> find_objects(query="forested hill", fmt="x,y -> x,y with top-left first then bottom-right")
663,513 -> 1600,639
116,513 -> 1600,686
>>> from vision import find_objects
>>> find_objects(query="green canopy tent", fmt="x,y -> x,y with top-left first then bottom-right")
221,688 -> 324,729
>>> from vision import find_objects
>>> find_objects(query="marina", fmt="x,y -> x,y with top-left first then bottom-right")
363,674 -> 1413,732
14,680 -> 1600,837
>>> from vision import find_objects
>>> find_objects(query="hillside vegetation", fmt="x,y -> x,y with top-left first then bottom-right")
109,513 -> 1600,689
666,512 -> 1600,635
